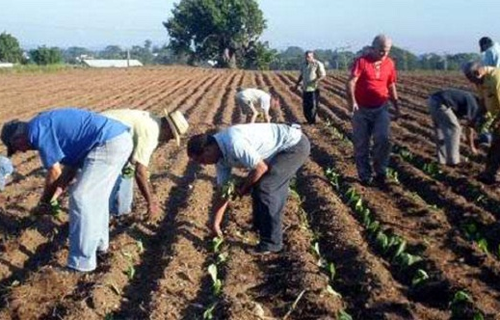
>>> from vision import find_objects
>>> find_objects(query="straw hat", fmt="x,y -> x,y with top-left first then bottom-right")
163,109 -> 189,146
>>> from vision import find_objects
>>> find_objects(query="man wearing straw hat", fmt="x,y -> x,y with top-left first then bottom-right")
102,108 -> 189,222
1,107 -> 132,272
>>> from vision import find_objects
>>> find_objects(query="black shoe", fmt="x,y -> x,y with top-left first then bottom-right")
248,244 -> 282,256
477,173 -> 497,185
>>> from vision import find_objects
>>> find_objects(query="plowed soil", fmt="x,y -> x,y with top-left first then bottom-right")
0,67 -> 498,320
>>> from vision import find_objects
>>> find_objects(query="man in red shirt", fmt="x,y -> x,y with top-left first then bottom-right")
346,34 -> 400,186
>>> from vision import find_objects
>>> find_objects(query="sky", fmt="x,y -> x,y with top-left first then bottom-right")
1,0 -> 499,54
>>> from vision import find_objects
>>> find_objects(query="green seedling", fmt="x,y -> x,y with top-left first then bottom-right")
387,168 -> 399,183
411,269 -> 429,286
136,240 -> 144,254
221,179 -> 237,201
477,238 -> 489,255
367,220 -> 380,235
326,262 -> 336,281
452,290 -> 473,304
326,285 -> 341,298
474,312 -> 485,320
122,165 -> 135,178
338,310 -> 353,320
399,148 -> 414,161
208,264 -> 222,295
217,252 -> 228,264
125,264 -> 135,280
50,200 -> 62,219
203,302 -> 217,320
325,168 -> 340,190
395,252 -> 422,268
375,231 -> 389,251
211,236 -> 224,253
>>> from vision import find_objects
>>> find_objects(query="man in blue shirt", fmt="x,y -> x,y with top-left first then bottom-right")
187,123 -> 310,254
1,108 -> 133,272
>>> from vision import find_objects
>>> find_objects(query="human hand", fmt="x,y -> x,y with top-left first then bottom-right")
147,201 -> 161,223
211,221 -> 223,238
350,104 -> 359,117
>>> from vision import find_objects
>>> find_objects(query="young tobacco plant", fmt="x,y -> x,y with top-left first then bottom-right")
208,264 -> 222,296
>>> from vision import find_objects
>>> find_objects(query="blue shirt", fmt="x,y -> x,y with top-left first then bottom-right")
28,108 -> 129,168
214,123 -> 302,185
482,43 -> 500,68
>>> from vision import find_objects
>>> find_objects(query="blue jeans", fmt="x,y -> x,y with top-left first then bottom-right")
109,174 -> 134,216
352,105 -> 392,181
67,132 -> 133,272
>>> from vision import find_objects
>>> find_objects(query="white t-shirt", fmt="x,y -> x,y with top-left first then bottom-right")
235,89 -> 271,113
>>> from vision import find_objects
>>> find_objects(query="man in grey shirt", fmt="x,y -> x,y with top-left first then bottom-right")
187,123 -> 310,254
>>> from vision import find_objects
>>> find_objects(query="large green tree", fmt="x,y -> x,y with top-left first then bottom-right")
0,32 -> 23,63
29,46 -> 63,65
164,0 -> 266,68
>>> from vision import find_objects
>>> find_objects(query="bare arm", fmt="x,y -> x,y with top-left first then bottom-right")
238,161 -> 269,196
134,162 -> 160,221
211,196 -> 230,237
295,74 -> 303,90
466,125 -> 478,154
389,83 -> 400,119
40,163 -> 63,203
346,75 -> 359,113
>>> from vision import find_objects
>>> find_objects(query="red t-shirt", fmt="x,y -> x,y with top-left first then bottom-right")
351,55 -> 397,108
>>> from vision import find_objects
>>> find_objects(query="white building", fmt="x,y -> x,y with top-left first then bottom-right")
82,59 -> 143,68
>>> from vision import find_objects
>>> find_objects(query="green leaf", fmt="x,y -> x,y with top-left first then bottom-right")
375,231 -> 389,250
367,220 -> 380,235
217,252 -> 228,264
338,310 -> 353,320
327,262 -> 336,281
473,312 -> 485,320
125,265 -> 135,280
203,303 -> 217,320
208,264 -> 218,283
477,238 -> 489,255
452,290 -> 472,304
393,239 -> 407,258
211,236 -> 224,253
213,279 -> 222,295
326,285 -> 341,298
411,269 -> 429,286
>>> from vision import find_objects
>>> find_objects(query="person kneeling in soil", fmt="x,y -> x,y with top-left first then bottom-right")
1,108 -> 133,272
102,109 -> 189,223
187,123 -> 310,254
428,88 -> 484,166
235,88 -> 280,124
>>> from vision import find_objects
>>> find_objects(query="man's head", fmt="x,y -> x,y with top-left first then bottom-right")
371,34 -> 392,61
305,51 -> 315,63
160,110 -> 189,146
269,88 -> 280,109
1,120 -> 30,157
462,61 -> 485,85
479,37 -> 494,53
187,134 -> 221,165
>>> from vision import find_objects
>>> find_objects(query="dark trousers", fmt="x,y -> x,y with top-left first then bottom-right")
484,132 -> 500,178
303,90 -> 320,124
251,135 -> 310,251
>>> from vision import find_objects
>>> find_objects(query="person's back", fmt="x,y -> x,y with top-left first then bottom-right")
430,88 -> 479,121
28,108 -> 128,168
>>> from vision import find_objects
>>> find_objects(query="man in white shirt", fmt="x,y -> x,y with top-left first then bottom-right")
235,88 -> 280,123
102,109 -> 189,222
480,37 -> 500,68
187,123 -> 310,254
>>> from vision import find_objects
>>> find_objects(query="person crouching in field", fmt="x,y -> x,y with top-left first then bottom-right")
428,88 -> 483,166
463,61 -> 500,185
187,123 -> 310,254
235,88 -> 280,123
1,108 -> 132,272
101,108 -> 189,223
347,34 -> 400,186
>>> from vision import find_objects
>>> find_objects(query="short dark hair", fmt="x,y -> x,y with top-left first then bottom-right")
305,50 -> 314,56
187,134 -> 217,157
479,37 -> 493,52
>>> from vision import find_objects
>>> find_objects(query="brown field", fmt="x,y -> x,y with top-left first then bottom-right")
0,67 -> 499,320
